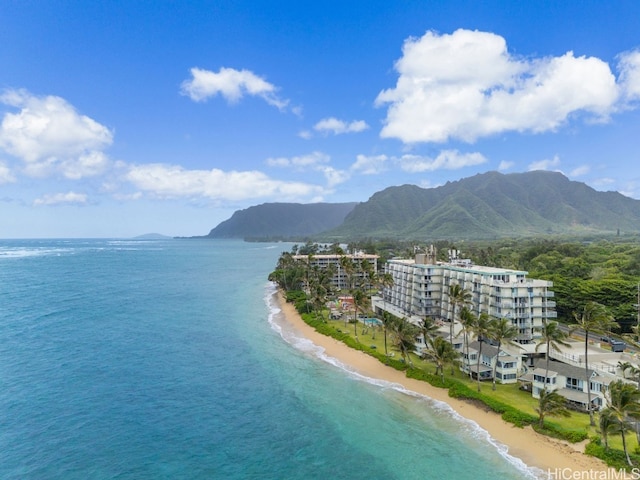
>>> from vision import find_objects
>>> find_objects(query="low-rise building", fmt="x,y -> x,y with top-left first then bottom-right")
523,359 -> 612,412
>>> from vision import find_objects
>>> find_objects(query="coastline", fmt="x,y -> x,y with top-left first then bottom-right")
274,290 -> 609,477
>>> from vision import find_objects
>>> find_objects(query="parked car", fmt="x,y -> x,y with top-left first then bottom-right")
610,340 -> 626,352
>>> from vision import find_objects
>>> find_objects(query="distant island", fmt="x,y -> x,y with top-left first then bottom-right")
133,233 -> 173,240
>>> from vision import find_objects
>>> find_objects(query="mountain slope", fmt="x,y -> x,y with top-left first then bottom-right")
206,202 -> 358,239
323,171 -> 640,239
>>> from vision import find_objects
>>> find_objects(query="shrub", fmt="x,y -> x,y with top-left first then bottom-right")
585,440 -> 635,470
533,423 -> 588,443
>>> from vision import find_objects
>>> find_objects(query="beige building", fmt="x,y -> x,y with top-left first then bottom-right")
293,252 -> 378,290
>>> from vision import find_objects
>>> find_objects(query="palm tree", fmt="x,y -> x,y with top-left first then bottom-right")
339,254 -> 355,292
352,288 -> 368,340
448,284 -> 471,373
473,312 -> 493,392
418,316 -> 440,354
448,284 -> 472,340
598,408 -> 617,450
535,389 -> 571,428
489,317 -> 520,391
458,306 -> 476,380
606,380 -> 640,466
381,311 -> 394,357
571,301 -> 617,426
535,321 -> 571,392
378,272 -> 394,355
424,336 -> 459,384
390,317 -> 419,366
618,361 -> 640,390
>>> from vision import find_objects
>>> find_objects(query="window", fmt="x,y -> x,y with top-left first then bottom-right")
566,378 -> 582,391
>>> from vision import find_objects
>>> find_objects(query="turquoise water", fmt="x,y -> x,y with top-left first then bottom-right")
0,239 -> 543,479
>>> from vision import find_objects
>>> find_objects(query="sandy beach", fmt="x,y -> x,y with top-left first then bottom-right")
275,291 -> 611,478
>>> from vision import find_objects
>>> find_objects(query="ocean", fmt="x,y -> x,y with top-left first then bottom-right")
0,238 -> 542,479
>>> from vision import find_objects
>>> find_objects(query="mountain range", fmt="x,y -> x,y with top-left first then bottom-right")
205,171 -> 640,240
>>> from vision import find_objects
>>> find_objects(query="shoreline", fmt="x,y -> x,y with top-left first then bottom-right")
274,290 -> 609,477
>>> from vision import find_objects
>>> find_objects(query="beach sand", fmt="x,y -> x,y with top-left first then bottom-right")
276,291 -> 611,478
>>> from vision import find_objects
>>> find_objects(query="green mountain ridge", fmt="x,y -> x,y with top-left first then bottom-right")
324,171 -> 640,239
205,171 -> 640,240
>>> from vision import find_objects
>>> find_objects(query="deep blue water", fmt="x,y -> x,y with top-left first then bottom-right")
0,239 -> 542,479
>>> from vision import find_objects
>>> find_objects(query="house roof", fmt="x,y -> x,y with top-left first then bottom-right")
468,341 -> 518,362
468,363 -> 493,374
532,359 -> 596,381
556,388 -> 591,405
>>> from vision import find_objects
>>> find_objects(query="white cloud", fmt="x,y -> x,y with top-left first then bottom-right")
351,154 -> 388,175
313,117 -> 369,135
592,177 -> 615,187
180,67 -> 289,110
569,165 -> 590,176
617,49 -> 640,102
397,150 -> 487,173
0,89 -> 113,178
265,151 -> 348,187
317,165 -> 348,187
528,154 -> 561,171
0,161 -> 16,183
125,163 -> 324,201
265,151 -> 330,168
376,29 -> 623,143
33,191 -> 88,206
498,160 -> 514,171
298,130 -> 313,140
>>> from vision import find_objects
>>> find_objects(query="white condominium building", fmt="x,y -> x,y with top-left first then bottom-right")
374,252 -> 556,345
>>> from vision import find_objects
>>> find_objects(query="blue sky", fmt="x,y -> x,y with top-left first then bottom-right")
2,1 -> 640,238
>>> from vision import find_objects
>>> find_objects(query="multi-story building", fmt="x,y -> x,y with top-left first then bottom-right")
372,249 -> 556,347
292,252 -> 379,291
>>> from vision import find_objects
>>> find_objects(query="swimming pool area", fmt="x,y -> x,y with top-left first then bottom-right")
362,317 -> 383,326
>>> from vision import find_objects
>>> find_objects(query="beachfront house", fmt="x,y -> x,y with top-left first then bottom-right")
461,340 -> 523,384
524,359 -> 610,412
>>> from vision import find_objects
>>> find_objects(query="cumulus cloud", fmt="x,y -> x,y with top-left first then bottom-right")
313,117 -> 369,135
0,161 -> 15,184
528,154 -> 561,171
397,150 -> 487,173
265,151 -> 348,187
498,160 -> 514,171
125,164 -> 324,201
351,154 -> 388,175
617,49 -> 640,102
376,29 -> 628,143
570,165 -> 590,176
33,191 -> 88,206
180,67 -> 289,110
265,151 -> 330,168
0,89 -> 112,178
592,177 -> 615,187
